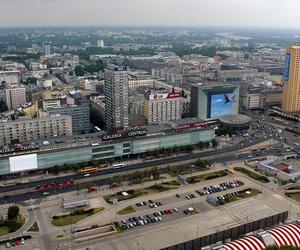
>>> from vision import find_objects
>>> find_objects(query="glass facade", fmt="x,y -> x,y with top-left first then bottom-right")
0,129 -> 215,174
0,146 -> 92,174
37,147 -> 92,169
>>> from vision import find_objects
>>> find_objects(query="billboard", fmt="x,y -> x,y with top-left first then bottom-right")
102,130 -> 147,141
210,93 -> 235,119
9,154 -> 38,173
284,53 -> 291,81
148,92 -> 181,101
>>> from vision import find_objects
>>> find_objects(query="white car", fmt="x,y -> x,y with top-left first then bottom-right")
42,192 -> 50,196
84,173 -> 90,177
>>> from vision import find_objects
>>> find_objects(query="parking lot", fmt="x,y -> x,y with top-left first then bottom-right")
134,191 -> 199,212
119,201 -> 211,231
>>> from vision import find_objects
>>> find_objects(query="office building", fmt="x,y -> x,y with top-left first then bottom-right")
143,89 -> 184,124
282,45 -> 300,113
0,115 -> 72,147
47,105 -> 90,134
104,65 -> 129,132
0,71 -> 20,85
190,82 -> 239,120
45,44 -> 51,55
97,40 -> 104,48
4,85 -> 27,110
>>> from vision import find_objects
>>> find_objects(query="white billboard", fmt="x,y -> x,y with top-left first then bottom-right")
9,154 -> 38,173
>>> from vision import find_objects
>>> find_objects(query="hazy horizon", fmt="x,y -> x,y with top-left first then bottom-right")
1,0 -> 300,29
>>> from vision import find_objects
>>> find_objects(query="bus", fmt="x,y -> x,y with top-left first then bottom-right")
79,167 -> 102,175
112,163 -> 126,169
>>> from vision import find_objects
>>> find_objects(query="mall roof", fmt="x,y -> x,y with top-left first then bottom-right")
224,235 -> 266,250
268,223 -> 300,247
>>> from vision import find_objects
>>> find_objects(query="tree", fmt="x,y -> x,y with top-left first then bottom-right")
74,65 -> 85,76
7,205 -> 19,220
113,175 -> 123,185
0,100 -> 8,113
151,167 -> 160,180
211,139 -> 218,148
195,159 -> 208,170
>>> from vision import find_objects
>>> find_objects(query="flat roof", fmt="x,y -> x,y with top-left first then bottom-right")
219,114 -> 251,125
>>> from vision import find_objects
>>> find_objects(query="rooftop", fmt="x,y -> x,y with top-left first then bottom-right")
219,114 -> 251,125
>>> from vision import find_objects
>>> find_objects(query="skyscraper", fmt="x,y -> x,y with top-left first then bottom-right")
104,65 -> 129,132
45,44 -> 51,55
97,40 -> 104,48
282,45 -> 300,113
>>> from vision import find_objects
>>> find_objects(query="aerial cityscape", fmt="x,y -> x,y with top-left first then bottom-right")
0,1 -> 299,250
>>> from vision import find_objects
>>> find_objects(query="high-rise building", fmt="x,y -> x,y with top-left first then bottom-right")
190,82 -> 239,120
282,45 -> 300,113
143,89 -> 184,124
4,85 -> 27,110
104,65 -> 129,132
97,40 -> 104,48
45,44 -> 51,55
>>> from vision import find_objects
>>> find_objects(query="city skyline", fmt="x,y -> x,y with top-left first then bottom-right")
1,0 -> 300,28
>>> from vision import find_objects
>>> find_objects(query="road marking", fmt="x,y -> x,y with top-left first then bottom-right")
273,194 -> 285,201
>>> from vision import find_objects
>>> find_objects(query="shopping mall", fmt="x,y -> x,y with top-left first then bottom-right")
0,120 -> 215,175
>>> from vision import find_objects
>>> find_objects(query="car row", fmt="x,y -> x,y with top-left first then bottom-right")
121,215 -> 162,230
185,194 -> 196,199
202,181 -> 241,195
6,238 -> 25,248
136,201 -> 147,207
217,191 -> 239,201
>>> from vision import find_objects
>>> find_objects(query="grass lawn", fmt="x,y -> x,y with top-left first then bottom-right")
187,170 -> 228,184
28,222 -> 39,232
234,167 -> 270,183
222,188 -> 262,205
287,185 -> 300,191
52,214 -> 87,227
286,192 -> 300,202
51,207 -> 104,227
104,184 -> 178,204
0,227 -> 10,236
162,180 -> 181,186
117,206 -> 136,215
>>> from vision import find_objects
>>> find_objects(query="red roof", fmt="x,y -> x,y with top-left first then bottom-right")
268,223 -> 300,247
224,236 -> 266,250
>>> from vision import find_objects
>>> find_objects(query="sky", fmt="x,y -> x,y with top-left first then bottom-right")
0,0 -> 300,28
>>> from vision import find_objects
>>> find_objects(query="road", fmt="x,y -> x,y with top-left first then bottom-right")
0,140 -> 281,205
0,137 -> 267,193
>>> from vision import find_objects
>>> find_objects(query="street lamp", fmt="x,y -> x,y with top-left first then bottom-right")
196,226 -> 200,239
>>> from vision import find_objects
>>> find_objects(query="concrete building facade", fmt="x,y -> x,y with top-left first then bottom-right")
282,45 -> 300,113
104,66 -> 129,132
47,105 -> 90,134
4,85 -> 27,110
0,115 -> 72,146
144,90 -> 184,124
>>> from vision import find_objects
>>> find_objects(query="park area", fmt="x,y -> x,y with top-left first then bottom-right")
187,170 -> 228,184
51,207 -> 104,227
0,205 -> 25,237
104,184 -> 178,204
234,167 -> 270,183
286,192 -> 300,202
